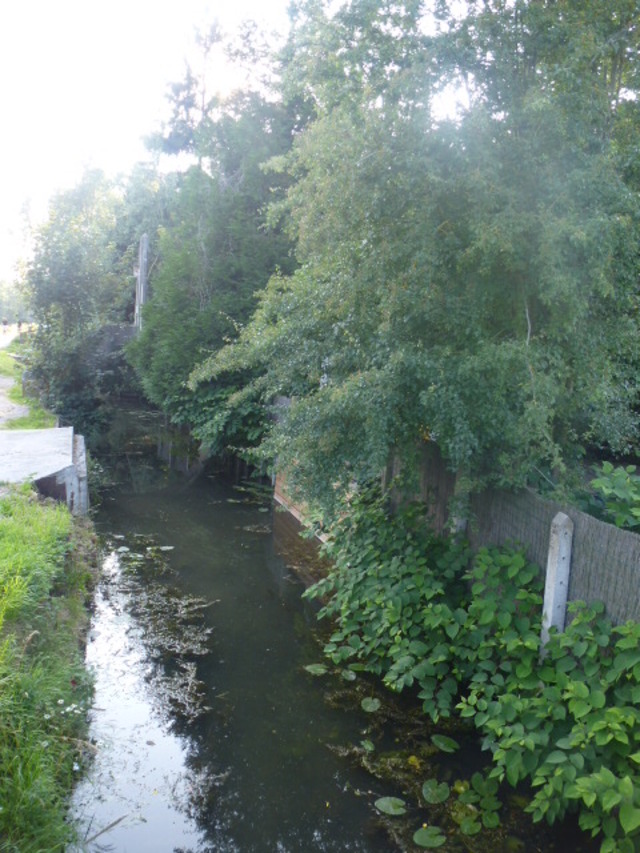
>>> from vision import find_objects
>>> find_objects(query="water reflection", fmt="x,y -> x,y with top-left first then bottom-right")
71,469 -> 388,853
70,550 -> 208,853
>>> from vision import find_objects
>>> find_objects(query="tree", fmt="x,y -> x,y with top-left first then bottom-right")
23,166 -> 171,438
128,43 -> 298,456
200,0 -> 640,516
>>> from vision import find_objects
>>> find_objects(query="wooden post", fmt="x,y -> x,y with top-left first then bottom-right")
541,511 -> 574,650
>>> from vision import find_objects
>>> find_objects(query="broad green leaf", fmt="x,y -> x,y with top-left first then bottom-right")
602,789 -> 622,813
431,734 -> 459,753
413,826 -> 446,848
422,779 -> 450,804
482,810 -> 500,829
374,796 -> 407,816
460,817 -> 482,835
303,663 -> 328,676
361,697 -> 381,713
620,803 -> 640,835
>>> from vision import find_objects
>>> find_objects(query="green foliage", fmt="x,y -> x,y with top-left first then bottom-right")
131,85 -> 297,455
0,339 -> 56,431
22,168 -> 159,438
308,491 -> 640,850
0,486 -> 72,614
430,734 -> 459,754
209,0 -> 640,515
0,487 -> 93,851
374,796 -> 407,816
422,779 -> 450,805
591,462 -> 640,529
456,772 -> 501,830
413,825 -> 446,848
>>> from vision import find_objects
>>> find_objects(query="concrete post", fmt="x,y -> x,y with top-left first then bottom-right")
541,511 -> 574,650
134,234 -> 149,330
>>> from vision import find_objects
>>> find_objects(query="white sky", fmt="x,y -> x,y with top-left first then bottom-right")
0,0 -> 290,280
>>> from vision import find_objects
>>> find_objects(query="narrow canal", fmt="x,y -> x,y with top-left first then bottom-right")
70,412 -> 393,852
70,409 -> 597,853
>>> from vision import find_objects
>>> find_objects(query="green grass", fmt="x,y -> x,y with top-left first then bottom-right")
0,340 -> 56,430
0,349 -> 20,379
0,485 -> 96,852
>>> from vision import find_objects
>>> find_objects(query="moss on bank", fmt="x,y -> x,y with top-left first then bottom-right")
0,485 -> 98,852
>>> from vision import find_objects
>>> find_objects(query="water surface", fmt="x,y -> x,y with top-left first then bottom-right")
71,458 -> 390,852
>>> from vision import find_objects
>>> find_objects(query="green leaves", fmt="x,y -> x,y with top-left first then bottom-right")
422,779 -> 450,805
306,487 -> 640,850
590,463 -> 640,530
303,663 -> 328,676
374,796 -> 407,816
412,826 -> 446,848
430,734 -> 459,754
620,804 -> 640,835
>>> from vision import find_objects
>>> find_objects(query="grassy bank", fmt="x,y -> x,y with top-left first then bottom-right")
0,485 -> 97,852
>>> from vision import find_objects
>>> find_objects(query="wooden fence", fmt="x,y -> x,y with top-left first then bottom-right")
274,444 -> 640,623
417,445 -> 640,625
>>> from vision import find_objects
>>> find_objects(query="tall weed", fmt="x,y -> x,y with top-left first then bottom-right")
0,487 -> 93,852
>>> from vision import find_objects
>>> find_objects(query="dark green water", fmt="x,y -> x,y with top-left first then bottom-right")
70,410 -> 598,853
70,416 -> 393,852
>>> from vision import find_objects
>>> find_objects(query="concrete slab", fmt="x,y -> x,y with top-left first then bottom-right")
0,427 -> 75,483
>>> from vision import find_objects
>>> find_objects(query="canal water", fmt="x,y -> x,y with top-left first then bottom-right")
70,409 -> 598,853
70,414 -> 393,852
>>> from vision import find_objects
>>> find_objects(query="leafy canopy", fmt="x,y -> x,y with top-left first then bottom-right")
201,0 -> 640,514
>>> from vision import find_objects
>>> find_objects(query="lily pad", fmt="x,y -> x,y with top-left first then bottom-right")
460,816 -> 482,835
303,663 -> 328,676
361,697 -> 381,713
422,779 -> 450,804
341,668 -> 357,682
360,739 -> 375,753
413,826 -> 446,848
374,796 -> 407,816
431,734 -> 459,753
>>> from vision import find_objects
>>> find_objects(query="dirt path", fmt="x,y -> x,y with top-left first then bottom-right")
0,327 -> 30,426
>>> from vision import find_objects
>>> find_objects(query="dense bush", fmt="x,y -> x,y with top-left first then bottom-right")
306,491 -> 640,852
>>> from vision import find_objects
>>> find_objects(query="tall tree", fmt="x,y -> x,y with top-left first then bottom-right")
128,38 -> 298,455
200,0 -> 640,515
23,166 -> 171,437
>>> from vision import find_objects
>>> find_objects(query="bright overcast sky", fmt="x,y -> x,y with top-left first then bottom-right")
0,0 -> 290,280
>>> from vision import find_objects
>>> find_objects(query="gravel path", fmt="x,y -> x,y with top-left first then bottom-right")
0,328 -> 30,426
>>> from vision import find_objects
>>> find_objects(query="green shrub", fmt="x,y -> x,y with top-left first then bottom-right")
307,489 -> 640,852
590,462 -> 640,530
